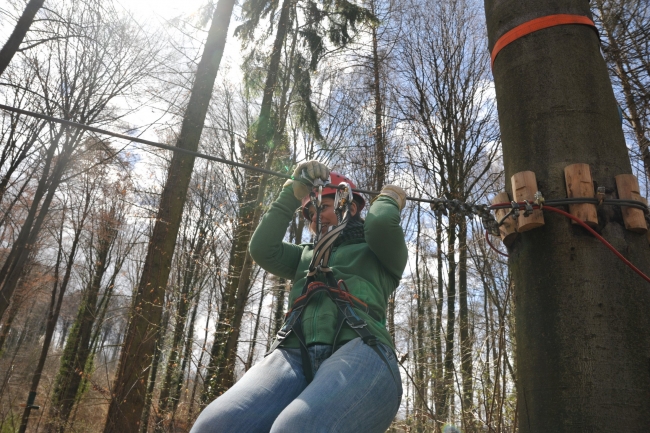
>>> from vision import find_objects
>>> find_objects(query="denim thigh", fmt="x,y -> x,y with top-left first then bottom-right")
190,347 -> 308,433
270,338 -> 403,433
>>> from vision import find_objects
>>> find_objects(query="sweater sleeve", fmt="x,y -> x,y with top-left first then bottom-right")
364,195 -> 408,279
249,185 -> 304,279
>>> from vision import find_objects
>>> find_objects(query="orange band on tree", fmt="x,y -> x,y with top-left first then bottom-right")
491,14 -> 597,68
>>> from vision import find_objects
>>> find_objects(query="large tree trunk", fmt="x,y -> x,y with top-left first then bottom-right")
0,0 -> 45,76
484,1 -> 650,431
103,0 -> 236,430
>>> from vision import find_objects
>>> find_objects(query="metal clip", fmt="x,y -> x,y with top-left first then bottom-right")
596,186 -> 606,206
523,200 -> 533,216
511,201 -> 520,219
534,191 -> 544,209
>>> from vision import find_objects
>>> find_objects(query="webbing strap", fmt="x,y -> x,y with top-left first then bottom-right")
306,221 -> 347,279
491,14 -> 597,68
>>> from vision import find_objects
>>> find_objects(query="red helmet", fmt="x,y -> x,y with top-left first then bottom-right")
301,172 -> 366,219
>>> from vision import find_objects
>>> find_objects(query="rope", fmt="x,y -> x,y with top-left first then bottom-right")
485,202 -> 650,284
1,103 -> 649,244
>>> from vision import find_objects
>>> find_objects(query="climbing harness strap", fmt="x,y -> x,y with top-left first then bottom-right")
491,14 -> 597,67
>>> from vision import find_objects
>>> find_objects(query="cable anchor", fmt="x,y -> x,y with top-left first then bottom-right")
511,201 -> 520,219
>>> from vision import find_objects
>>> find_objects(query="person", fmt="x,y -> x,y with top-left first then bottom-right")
191,160 -> 408,433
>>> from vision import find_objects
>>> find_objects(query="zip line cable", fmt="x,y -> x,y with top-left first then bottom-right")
1,103 -> 649,283
0,103 -> 647,208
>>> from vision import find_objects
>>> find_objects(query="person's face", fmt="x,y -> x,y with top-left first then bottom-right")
307,196 -> 358,234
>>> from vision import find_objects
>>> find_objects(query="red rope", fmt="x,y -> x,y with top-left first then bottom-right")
485,230 -> 509,258
485,203 -> 650,284
542,206 -> 650,284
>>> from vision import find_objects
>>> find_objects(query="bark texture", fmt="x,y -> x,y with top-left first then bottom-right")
484,1 -> 650,431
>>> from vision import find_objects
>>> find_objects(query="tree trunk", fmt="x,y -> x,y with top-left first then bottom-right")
140,310 -> 169,433
484,1 -> 650,431
48,208 -> 118,432
440,216 -> 457,422
0,0 -> 45,76
20,201 -> 87,433
245,272 -> 266,371
201,0 -> 293,403
0,127 -> 65,321
271,277 -> 287,338
433,217 -> 444,432
103,0 -> 236,429
156,229 -> 206,430
458,218 -> 473,431
414,207 -> 427,432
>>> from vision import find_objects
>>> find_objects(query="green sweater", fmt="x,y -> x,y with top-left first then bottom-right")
249,186 -> 408,350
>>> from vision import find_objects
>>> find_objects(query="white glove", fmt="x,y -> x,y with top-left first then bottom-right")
378,184 -> 407,211
283,160 -> 330,200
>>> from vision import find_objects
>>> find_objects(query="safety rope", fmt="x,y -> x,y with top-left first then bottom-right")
487,200 -> 650,284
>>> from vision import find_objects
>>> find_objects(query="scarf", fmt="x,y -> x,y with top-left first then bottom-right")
334,217 -> 365,246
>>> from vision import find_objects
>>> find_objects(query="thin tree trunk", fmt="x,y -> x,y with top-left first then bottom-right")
187,286 -> 214,422
20,200 -> 87,433
433,217 -> 445,432
103,0 -> 236,429
484,1 -> 650,430
271,277 -> 287,338
157,230 -> 206,424
440,216 -> 456,421
48,207 -> 118,432
414,207 -> 426,432
245,272 -> 266,371
140,309 -> 169,433
458,218 -> 473,432
0,128 -> 65,321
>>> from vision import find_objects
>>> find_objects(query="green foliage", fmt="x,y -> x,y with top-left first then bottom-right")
236,0 -> 377,143
235,0 -> 282,44
292,54 -> 322,139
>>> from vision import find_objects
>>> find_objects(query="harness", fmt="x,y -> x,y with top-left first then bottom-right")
266,181 -> 398,384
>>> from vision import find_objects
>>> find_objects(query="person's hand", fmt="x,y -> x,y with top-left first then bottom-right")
379,184 -> 406,211
283,160 -> 330,200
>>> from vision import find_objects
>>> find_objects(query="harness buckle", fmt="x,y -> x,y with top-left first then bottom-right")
280,308 -> 302,334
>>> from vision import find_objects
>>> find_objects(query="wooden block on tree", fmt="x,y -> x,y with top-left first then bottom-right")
615,174 -> 647,233
492,191 -> 518,246
564,163 -> 598,227
511,171 -> 544,232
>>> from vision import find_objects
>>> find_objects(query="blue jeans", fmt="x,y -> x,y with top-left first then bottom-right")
191,337 -> 402,433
